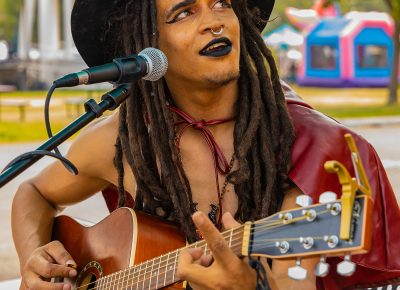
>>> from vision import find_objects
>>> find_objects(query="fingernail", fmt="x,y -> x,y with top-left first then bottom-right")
69,269 -> 77,277
193,211 -> 205,225
66,260 -> 77,269
63,284 -> 71,290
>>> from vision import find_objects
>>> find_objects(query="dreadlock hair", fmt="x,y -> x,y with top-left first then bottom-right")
113,0 -> 296,243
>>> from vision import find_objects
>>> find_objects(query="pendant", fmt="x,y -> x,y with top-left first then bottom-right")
191,203 -> 219,225
208,204 -> 219,226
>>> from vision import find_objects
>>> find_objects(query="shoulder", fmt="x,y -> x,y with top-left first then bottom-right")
66,111 -> 120,180
282,83 -> 374,199
25,112 -> 122,207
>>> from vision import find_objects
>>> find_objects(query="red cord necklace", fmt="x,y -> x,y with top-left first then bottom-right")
167,103 -> 235,229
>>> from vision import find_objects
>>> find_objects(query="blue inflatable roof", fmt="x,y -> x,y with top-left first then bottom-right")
308,18 -> 350,39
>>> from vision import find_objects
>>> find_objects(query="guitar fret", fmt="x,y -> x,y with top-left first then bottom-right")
122,268 -> 128,289
136,263 -> 142,290
131,263 -> 138,290
116,269 -> 122,290
142,261 -> 147,289
229,228 -> 233,247
124,266 -> 131,289
172,250 -> 179,282
164,252 -> 170,287
155,255 -> 161,289
148,257 -> 155,290
111,271 -> 116,290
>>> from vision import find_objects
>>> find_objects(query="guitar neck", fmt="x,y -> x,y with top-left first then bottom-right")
95,226 -> 246,290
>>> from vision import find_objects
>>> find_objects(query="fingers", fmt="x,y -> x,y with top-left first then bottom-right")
22,241 -> 77,290
179,248 -> 213,267
192,211 -> 237,265
199,254 -> 213,267
28,256 -> 76,279
177,248 -> 210,286
44,241 -> 77,269
23,272 -> 71,290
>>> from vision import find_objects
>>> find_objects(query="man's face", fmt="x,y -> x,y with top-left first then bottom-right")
156,0 -> 241,89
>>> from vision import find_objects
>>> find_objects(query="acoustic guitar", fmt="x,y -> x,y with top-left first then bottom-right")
49,193 -> 373,290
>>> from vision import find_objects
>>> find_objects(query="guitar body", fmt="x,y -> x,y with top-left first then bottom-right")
52,208 -> 186,289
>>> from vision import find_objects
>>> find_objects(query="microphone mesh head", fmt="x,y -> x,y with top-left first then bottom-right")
139,48 -> 168,82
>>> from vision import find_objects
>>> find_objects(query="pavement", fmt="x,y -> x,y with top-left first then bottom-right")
338,116 -> 400,128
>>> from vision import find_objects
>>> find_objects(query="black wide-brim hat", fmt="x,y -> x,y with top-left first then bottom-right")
71,0 -> 275,67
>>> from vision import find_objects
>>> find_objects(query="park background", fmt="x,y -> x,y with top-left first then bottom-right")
0,0 -> 399,288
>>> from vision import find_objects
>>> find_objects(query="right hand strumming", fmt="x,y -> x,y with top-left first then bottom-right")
21,240 -> 77,290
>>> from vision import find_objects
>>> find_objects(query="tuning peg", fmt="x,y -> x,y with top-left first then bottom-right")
275,241 -> 290,254
288,258 -> 307,280
296,195 -> 313,207
337,255 -> 356,276
324,235 -> 339,249
314,256 -> 330,277
319,191 -> 337,204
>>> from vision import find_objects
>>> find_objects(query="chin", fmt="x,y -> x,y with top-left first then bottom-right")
205,71 -> 240,87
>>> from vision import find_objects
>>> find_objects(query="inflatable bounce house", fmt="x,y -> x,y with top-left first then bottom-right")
297,12 -> 397,87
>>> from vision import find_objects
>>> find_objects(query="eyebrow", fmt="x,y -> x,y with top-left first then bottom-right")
165,0 -> 196,20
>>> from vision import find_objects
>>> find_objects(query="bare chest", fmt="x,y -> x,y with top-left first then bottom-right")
178,128 -> 238,217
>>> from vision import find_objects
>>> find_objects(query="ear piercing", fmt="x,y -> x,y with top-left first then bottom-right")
210,26 -> 224,36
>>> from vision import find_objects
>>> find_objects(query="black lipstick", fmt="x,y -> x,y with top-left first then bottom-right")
199,37 -> 232,57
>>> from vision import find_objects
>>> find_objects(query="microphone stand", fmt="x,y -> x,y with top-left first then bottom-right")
0,84 -> 130,187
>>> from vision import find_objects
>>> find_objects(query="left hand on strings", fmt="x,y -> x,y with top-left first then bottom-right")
177,211 -> 257,290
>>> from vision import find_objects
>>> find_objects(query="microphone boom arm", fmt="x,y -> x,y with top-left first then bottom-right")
0,84 -> 131,187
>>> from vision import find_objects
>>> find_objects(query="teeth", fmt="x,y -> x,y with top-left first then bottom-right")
206,43 -> 227,52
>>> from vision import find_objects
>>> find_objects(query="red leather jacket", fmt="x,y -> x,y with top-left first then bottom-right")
284,85 -> 400,289
103,86 -> 400,289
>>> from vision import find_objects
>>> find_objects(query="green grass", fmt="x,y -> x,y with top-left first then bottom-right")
1,89 -> 107,99
0,121 -> 73,143
316,104 -> 400,119
0,86 -> 399,143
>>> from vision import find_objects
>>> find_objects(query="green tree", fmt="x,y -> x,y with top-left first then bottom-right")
0,0 -> 23,43
384,0 -> 400,105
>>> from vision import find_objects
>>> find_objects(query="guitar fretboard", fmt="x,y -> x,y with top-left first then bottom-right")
94,226 -> 245,290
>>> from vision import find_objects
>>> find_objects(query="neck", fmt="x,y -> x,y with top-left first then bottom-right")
167,79 -> 238,121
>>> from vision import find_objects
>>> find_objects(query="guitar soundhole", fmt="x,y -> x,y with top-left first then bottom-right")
87,275 -> 96,290
76,261 -> 103,290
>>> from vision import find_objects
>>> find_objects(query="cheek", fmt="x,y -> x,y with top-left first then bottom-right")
159,31 -> 193,63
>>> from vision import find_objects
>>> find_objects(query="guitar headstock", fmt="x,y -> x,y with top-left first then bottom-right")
246,194 -> 373,279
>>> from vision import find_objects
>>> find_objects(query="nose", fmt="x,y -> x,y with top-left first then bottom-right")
198,4 -> 225,35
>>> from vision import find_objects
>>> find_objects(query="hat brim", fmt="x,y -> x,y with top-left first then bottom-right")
71,0 -> 274,67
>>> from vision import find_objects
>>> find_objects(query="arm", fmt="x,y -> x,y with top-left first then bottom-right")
12,113 -> 120,290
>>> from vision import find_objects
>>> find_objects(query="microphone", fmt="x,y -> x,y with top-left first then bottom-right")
54,48 -> 168,88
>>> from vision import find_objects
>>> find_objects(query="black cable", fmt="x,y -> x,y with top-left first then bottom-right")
41,84 -> 78,174
44,84 -> 60,152
2,150 -> 78,174
249,257 -> 271,290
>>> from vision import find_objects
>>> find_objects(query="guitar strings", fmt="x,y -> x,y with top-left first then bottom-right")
78,209 -> 330,289
76,208 -> 333,289
83,210 -> 332,290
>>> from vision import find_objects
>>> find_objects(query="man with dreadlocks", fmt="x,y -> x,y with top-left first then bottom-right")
12,0 -> 400,289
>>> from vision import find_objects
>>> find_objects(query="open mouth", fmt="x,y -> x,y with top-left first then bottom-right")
199,37 -> 232,57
